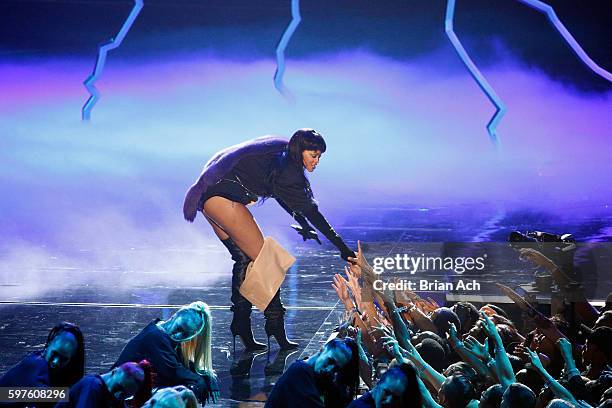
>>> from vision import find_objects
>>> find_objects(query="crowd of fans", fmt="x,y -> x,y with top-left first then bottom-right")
1,242 -> 610,407
265,242 -> 611,407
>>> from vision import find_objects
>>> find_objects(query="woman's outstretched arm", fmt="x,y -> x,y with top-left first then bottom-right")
301,205 -> 355,260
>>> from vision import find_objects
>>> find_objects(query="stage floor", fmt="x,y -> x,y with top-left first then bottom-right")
1,204 -> 610,406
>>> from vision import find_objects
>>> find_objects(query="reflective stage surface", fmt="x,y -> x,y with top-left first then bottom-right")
1,204 -> 610,406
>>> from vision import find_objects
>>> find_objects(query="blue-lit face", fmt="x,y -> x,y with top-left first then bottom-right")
373,375 -> 406,408
314,344 -> 350,381
44,332 -> 78,369
110,365 -> 143,401
168,310 -> 204,342
302,150 -> 322,172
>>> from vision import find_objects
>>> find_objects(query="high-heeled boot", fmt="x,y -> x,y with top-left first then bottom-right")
264,290 -> 299,350
221,238 -> 267,352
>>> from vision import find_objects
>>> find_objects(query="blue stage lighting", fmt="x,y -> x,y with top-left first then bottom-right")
274,0 -> 302,100
82,0 -> 144,121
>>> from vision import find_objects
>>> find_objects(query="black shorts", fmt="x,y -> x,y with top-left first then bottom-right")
198,176 -> 258,209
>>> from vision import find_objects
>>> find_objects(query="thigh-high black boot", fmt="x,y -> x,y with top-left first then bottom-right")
221,238 -> 267,352
264,290 -> 299,350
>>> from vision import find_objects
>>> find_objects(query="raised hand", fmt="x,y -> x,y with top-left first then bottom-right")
372,323 -> 394,338
513,344 -> 530,363
526,347 -> 545,372
344,266 -> 362,309
447,322 -> 461,346
464,336 -> 490,361
479,311 -> 497,337
348,241 -> 376,282
382,335 -> 404,361
332,273 -> 354,311
349,260 -> 362,279
400,336 -> 420,361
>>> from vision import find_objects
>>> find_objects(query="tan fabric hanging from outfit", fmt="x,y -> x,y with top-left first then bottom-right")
239,237 -> 296,311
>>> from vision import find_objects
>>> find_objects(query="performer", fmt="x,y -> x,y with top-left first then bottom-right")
0,322 -> 85,390
183,129 -> 355,351
112,301 -> 218,405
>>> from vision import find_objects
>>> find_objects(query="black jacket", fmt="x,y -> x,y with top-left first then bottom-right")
0,352 -> 50,388
54,375 -> 120,408
230,151 -> 354,260
265,360 -> 324,408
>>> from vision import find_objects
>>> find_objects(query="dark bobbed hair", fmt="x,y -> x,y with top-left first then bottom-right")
379,362 -> 423,408
45,322 -> 85,387
287,129 -> 327,165
264,129 -> 326,203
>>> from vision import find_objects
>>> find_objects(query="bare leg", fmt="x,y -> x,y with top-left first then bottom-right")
202,196 -> 267,351
203,196 -> 297,349
204,214 -> 230,241
202,196 -> 264,260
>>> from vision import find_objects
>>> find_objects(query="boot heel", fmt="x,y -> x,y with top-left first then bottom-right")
231,316 -> 267,352
222,238 -> 266,352
265,319 -> 299,350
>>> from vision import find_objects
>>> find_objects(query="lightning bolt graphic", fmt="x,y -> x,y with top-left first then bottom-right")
515,0 -> 612,83
82,0 -> 144,121
274,0 -> 302,99
445,0 -> 505,146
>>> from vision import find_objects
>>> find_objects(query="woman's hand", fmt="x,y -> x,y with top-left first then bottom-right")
401,336 -> 422,363
556,338 -> 577,370
202,373 -> 220,404
291,224 -> 322,244
372,323 -> 394,338
209,390 -> 220,404
341,248 -> 357,263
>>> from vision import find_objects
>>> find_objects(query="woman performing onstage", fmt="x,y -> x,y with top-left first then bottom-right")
183,129 -> 355,352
